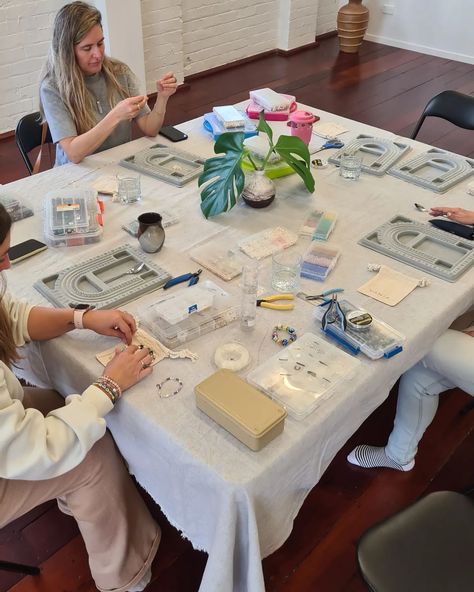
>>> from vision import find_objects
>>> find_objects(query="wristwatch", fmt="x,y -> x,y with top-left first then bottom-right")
72,304 -> 95,329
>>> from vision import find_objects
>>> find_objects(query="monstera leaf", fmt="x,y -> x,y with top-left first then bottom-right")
274,135 -> 315,193
198,112 -> 315,217
198,132 -> 246,219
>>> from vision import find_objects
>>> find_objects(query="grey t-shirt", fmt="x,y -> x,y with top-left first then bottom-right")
40,65 -> 150,166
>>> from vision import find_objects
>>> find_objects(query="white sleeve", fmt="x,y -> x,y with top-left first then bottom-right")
1,292 -> 33,347
0,362 -> 114,480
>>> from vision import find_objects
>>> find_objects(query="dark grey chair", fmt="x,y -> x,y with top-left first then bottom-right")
357,491 -> 474,592
0,559 -> 40,575
15,111 -> 53,175
411,90 -> 474,139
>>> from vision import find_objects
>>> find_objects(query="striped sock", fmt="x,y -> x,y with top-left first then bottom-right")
347,445 -> 415,472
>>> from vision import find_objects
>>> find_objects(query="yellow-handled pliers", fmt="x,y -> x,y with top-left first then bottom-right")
256,293 -> 295,311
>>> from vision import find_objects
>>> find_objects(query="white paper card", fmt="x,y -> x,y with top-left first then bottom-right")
358,265 -> 419,306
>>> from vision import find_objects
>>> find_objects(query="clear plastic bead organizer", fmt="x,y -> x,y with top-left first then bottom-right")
119,143 -> 205,187
328,135 -> 411,176
190,236 -> 247,281
239,227 -> 298,260
299,210 -> 337,241
140,280 -> 240,349
313,299 -> 405,360
247,332 -> 360,420
43,188 -> 102,247
34,245 -> 171,309
301,243 -> 341,282
0,192 -> 33,222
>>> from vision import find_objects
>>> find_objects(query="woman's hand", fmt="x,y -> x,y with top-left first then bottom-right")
103,344 -> 153,391
429,207 -> 474,225
111,95 -> 148,122
83,310 -> 136,344
156,72 -> 177,99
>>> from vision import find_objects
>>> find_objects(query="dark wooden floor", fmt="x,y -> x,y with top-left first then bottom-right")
1,36 -> 474,591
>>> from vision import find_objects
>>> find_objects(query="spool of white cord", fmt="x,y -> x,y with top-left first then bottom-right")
214,342 -> 250,371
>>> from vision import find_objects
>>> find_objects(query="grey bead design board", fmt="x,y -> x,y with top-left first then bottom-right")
328,135 -> 411,176
389,148 -> 474,193
358,216 -> 474,282
120,142 -> 205,187
34,245 -> 171,309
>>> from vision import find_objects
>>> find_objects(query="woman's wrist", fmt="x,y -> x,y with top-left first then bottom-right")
93,375 -> 122,404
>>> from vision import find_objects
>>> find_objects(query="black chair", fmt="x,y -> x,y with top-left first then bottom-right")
15,111 -> 53,175
357,491 -> 474,592
411,90 -> 474,139
0,560 -> 40,575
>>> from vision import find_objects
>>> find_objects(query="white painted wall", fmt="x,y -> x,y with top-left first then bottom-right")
363,0 -> 474,65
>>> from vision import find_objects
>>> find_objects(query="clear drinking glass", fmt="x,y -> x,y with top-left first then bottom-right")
116,173 -> 141,203
339,154 -> 362,180
271,250 -> 302,293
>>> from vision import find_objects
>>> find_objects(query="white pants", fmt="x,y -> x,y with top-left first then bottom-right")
386,329 -> 474,465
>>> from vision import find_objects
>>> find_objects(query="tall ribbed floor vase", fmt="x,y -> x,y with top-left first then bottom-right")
337,0 -> 369,54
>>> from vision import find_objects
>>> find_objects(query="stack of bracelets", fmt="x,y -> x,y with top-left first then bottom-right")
93,375 -> 122,404
271,325 -> 297,347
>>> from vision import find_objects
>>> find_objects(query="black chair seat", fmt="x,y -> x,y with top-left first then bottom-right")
357,491 -> 474,592
15,111 -> 53,175
0,559 -> 40,575
411,90 -> 474,139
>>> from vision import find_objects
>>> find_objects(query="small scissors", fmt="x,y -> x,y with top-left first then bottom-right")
163,269 -> 202,290
305,288 -> 344,302
312,138 -> 344,155
256,293 -> 295,311
321,293 -> 347,331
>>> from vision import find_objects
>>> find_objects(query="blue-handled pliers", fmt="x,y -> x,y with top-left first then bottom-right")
163,269 -> 202,290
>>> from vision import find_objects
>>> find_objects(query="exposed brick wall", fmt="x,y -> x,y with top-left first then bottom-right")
316,0 -> 337,36
0,0 -> 66,134
181,0 -> 278,77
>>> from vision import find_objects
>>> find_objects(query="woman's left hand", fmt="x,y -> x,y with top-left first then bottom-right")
83,310 -> 137,344
157,72 -> 177,98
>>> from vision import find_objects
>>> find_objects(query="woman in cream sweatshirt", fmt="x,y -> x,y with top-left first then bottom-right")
0,203 -> 159,592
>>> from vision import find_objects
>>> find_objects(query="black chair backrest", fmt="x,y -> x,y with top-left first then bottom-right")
15,112 -> 53,175
411,90 -> 474,139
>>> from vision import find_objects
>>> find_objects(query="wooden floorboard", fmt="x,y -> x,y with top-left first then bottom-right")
1,36 -> 474,591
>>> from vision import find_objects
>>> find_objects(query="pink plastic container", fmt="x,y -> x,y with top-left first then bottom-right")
287,111 -> 319,144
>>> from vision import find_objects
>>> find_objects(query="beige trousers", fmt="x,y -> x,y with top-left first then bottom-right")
0,388 -> 161,592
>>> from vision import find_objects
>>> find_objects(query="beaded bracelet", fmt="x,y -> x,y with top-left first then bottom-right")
93,376 -> 122,404
156,377 -> 183,399
271,325 -> 297,347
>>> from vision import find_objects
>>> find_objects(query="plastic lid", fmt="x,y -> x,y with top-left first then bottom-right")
289,110 -> 317,125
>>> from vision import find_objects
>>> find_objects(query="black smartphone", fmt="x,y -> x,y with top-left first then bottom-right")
159,125 -> 188,142
8,239 -> 48,264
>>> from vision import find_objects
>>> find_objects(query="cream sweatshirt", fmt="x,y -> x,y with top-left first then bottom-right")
0,293 -> 113,481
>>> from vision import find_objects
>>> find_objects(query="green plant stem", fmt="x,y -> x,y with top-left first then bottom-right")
246,152 -> 260,171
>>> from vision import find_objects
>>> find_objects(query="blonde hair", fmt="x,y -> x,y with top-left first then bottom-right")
40,1 -> 129,134
0,205 -> 19,367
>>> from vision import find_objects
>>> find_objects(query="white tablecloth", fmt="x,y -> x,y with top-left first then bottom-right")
5,105 -> 474,592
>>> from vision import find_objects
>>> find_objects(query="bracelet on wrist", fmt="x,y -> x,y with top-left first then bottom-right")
93,375 -> 122,404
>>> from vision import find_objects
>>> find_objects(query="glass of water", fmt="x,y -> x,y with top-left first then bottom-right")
339,154 -> 362,180
116,173 -> 141,204
272,249 -> 302,293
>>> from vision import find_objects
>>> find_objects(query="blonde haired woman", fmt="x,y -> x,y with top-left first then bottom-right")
40,1 -> 177,165
0,202 -> 160,592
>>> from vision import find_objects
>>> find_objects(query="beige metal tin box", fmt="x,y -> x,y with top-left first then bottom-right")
195,369 -> 287,451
